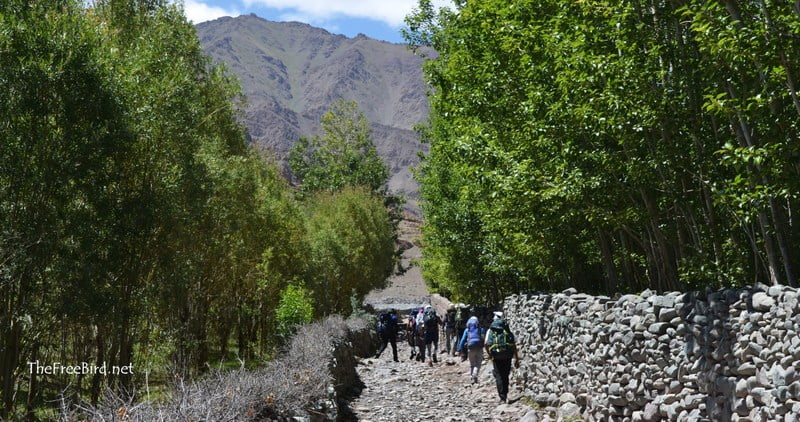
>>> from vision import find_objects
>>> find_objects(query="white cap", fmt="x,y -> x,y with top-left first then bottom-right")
493,311 -> 503,320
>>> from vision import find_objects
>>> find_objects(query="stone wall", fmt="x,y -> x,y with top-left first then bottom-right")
504,285 -> 800,422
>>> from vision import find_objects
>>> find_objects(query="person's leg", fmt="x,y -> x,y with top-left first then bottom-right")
492,358 -> 512,401
496,358 -> 512,401
375,335 -> 388,358
389,335 -> 398,362
468,348 -> 482,383
432,336 -> 439,362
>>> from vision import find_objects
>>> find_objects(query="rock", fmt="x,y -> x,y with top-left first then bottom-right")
737,363 -> 757,376
651,295 -> 675,308
559,402 -> 581,419
750,387 -> 773,406
658,308 -> 678,322
520,410 -> 539,422
648,323 -> 670,335
752,292 -> 776,311
559,392 -> 576,404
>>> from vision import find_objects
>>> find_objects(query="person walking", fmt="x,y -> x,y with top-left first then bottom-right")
375,309 -> 399,362
456,316 -> 485,384
421,305 -> 441,366
485,312 -> 520,403
443,307 -> 457,356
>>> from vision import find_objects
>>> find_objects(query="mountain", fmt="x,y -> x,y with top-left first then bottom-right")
195,14 -> 429,213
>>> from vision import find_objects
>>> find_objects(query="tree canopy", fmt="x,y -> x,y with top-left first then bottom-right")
406,0 -> 800,304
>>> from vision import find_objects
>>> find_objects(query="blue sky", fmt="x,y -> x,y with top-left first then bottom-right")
181,0 -> 454,44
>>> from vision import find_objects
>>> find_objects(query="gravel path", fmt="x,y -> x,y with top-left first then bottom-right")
348,341 -> 540,421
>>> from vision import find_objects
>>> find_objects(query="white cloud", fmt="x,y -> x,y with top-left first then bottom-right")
242,0 -> 454,27
182,0 -> 240,23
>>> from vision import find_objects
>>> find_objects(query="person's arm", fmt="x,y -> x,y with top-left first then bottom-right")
484,330 -> 492,357
457,329 -> 467,353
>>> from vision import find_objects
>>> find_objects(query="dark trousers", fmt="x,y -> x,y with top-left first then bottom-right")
376,333 -> 397,360
492,358 -> 512,399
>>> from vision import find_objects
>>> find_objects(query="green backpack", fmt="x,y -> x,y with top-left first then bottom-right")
487,321 -> 514,359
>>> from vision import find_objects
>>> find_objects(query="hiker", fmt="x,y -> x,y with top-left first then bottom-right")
421,305 -> 441,366
375,309 -> 399,362
453,306 -> 468,359
406,312 -> 418,360
485,311 -> 520,403
456,316 -> 485,384
443,307 -> 457,356
411,308 -> 426,361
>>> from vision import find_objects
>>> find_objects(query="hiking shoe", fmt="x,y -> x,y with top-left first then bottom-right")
394,358 -> 399,362
433,356 -> 438,363
428,360 -> 433,367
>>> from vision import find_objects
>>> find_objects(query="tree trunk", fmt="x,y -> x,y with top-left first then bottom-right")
768,198 -> 797,286
598,229 -> 619,294
91,327 -> 105,406
25,342 -> 39,421
1,321 -> 21,418
756,211 -> 781,285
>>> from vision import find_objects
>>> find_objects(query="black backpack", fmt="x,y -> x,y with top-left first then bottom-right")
423,308 -> 437,331
377,312 -> 390,333
445,311 -> 456,328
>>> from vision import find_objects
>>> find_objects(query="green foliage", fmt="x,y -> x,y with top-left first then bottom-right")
407,0 -> 800,300
289,100 -> 389,195
276,284 -> 315,338
304,187 -> 396,315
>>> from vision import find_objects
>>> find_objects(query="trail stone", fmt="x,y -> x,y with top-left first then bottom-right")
559,402 -> 581,419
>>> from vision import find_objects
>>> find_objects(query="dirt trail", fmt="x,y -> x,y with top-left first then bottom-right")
364,218 -> 430,311
348,340 -> 539,421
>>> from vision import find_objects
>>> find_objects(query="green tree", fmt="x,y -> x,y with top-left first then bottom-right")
304,187 -> 396,315
289,100 -> 389,195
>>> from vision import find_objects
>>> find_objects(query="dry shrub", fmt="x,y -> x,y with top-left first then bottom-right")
61,315 -> 376,421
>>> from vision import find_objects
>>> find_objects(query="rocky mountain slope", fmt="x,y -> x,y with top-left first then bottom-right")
196,15 -> 429,212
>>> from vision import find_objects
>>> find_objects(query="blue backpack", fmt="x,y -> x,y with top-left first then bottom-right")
466,325 -> 483,348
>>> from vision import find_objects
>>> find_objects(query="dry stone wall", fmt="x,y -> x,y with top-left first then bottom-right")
504,285 -> 800,422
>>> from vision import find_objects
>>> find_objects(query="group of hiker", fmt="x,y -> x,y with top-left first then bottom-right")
375,305 -> 520,404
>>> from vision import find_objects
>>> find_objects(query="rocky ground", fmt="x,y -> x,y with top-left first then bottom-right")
348,340 -> 541,421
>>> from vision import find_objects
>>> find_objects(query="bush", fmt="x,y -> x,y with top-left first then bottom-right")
276,283 -> 315,338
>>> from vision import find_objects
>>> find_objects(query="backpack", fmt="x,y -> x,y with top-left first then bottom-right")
445,311 -> 456,328
466,325 -> 483,348
487,321 -> 514,359
423,308 -> 437,331
377,312 -> 389,333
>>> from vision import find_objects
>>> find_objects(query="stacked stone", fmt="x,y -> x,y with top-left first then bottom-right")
504,284 -> 800,422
